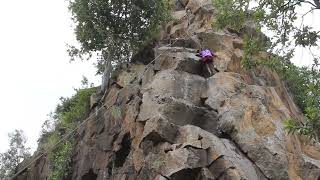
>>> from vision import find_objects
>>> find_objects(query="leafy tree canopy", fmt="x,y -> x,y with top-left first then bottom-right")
0,130 -> 31,180
213,0 -> 320,59
68,0 -> 171,71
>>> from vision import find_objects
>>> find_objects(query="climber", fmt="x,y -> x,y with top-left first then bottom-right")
196,49 -> 218,77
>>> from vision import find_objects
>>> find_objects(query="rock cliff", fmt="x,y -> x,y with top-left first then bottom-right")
16,0 -> 320,179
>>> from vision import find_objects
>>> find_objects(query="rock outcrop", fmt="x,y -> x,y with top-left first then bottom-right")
16,0 -> 320,180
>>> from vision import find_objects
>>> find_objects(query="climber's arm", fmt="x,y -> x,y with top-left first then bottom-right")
211,50 -> 217,57
196,50 -> 201,57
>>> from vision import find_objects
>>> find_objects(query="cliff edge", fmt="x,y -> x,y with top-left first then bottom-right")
16,0 -> 320,179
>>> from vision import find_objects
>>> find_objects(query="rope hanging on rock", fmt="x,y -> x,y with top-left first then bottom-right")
10,13 -> 195,180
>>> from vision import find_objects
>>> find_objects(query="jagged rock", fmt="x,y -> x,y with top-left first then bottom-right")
162,147 -> 207,177
141,64 -> 156,86
198,32 -> 238,52
185,0 -> 214,14
204,72 -> 320,179
116,64 -> 145,87
141,116 -> 179,145
165,0 -> 213,39
90,92 -> 101,109
172,10 -> 187,20
15,154 -> 50,180
154,46 -> 202,75
178,125 -> 267,180
138,70 -> 206,123
168,36 -> 202,49
139,93 -> 219,134
232,38 -> 244,49
17,0 -> 320,180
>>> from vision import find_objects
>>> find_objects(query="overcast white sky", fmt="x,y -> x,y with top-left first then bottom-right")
0,0 -> 99,153
0,1 -> 318,154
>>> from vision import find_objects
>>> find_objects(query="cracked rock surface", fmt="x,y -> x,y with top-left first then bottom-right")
17,0 -> 320,180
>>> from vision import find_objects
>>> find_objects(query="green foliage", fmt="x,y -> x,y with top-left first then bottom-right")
257,0 -> 320,48
212,0 -> 250,31
0,130 -> 31,180
213,0 -> 320,56
259,56 -> 320,141
282,65 -> 320,141
55,87 -> 96,130
241,36 -> 262,69
49,138 -> 73,180
38,87 -> 96,179
67,0 -> 171,68
241,34 -> 273,70
213,0 -> 320,141
294,26 -> 320,47
212,0 -> 266,31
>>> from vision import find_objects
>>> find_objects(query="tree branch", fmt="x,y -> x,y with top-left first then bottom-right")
302,8 -> 316,18
299,0 -> 318,8
313,0 -> 320,8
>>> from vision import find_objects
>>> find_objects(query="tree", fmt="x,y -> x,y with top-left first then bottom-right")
0,130 -> 31,180
213,0 -> 320,141
250,0 -> 320,141
67,0 -> 171,72
214,0 -> 319,59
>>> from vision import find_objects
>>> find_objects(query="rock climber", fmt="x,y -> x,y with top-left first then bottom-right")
196,49 -> 218,77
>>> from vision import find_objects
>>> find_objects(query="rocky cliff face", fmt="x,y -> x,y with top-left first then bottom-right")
17,0 -> 320,180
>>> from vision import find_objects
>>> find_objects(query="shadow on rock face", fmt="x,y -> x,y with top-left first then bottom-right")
81,169 -> 97,180
132,42 -> 156,65
115,133 -> 132,167
170,168 -> 202,180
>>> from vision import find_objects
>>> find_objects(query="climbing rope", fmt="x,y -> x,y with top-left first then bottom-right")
136,33 -> 192,83
136,14 -> 195,82
9,97 -> 117,180
10,13 -> 195,180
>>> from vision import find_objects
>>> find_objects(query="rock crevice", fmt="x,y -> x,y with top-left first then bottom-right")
16,0 -> 320,180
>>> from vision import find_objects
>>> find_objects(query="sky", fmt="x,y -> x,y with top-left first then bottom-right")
290,4 -> 320,66
0,0 -> 100,153
0,1 -> 319,154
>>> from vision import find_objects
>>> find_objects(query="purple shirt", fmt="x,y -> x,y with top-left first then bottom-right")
200,50 -> 214,58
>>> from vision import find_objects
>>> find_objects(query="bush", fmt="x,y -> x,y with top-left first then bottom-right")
56,87 -> 96,130
49,137 -> 73,180
282,65 -> 320,141
38,87 -> 96,179
212,0 -> 249,31
259,57 -> 320,141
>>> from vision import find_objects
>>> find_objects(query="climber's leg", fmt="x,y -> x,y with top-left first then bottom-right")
201,62 -> 210,78
206,63 -> 212,77
200,60 -> 207,77
204,58 -> 217,77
